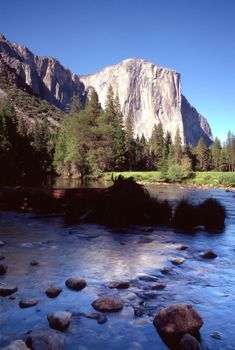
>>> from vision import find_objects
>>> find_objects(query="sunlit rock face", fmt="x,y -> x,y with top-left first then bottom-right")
0,34 -> 213,145
80,58 -> 213,145
0,34 -> 83,110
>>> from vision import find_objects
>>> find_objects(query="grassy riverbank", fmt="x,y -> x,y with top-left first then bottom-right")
104,171 -> 235,187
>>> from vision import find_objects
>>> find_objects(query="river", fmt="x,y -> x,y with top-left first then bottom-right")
0,184 -> 235,349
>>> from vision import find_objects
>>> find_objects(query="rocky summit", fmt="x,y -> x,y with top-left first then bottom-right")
0,34 -> 213,145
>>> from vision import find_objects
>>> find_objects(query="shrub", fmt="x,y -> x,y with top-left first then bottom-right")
172,200 -> 198,230
198,198 -> 226,231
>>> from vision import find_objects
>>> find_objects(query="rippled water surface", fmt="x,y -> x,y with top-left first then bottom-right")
0,185 -> 235,349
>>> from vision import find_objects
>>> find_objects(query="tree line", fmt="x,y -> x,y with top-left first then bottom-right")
53,86 -> 235,181
0,87 -> 235,185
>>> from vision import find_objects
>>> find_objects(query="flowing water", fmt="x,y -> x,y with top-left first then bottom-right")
0,184 -> 235,349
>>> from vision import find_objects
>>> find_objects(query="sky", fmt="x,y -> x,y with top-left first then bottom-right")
1,0 -> 235,142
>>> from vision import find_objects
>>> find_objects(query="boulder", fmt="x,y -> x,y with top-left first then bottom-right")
108,281 -> 130,289
2,340 -> 30,350
201,250 -> 217,259
151,283 -> 166,290
0,283 -> 18,296
47,311 -> 72,331
92,296 -> 124,312
171,258 -> 186,265
65,278 -> 87,291
177,334 -> 201,350
0,263 -> 8,275
26,329 -> 65,350
45,286 -> 62,298
0,255 -> 6,260
30,260 -> 39,266
19,299 -> 38,308
153,304 -> 203,336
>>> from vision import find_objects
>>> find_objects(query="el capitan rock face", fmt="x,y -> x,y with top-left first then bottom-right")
0,34 -> 213,145
80,59 -> 213,145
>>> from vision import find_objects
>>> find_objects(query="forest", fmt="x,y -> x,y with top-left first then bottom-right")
0,86 -> 235,185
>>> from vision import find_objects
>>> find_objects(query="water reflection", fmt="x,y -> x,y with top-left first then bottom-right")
0,185 -> 235,349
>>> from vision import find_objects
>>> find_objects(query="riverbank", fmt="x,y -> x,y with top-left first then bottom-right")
103,171 -> 235,189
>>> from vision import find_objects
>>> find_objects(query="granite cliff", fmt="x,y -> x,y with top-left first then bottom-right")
0,34 -> 83,111
81,59 -> 213,145
0,34 -> 213,145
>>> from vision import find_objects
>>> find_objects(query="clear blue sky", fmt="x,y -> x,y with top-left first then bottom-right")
1,0 -> 235,142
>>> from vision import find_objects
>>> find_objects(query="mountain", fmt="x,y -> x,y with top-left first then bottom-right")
0,34 -> 83,111
0,34 -> 213,146
81,58 -> 212,146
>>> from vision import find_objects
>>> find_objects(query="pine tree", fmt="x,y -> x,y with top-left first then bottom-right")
70,95 -> 82,114
149,123 -> 164,169
174,127 -> 183,164
125,114 -> 136,170
196,137 -> 211,171
211,137 -> 222,170
226,131 -> 235,172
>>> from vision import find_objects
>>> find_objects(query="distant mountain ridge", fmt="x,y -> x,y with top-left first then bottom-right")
0,34 -> 213,145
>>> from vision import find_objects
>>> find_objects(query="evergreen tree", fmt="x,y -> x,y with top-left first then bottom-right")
196,137 -> 211,171
70,95 -> 82,114
149,123 -> 164,169
211,137 -> 222,170
226,131 -> 235,171
125,114 -> 136,170
174,127 -> 183,164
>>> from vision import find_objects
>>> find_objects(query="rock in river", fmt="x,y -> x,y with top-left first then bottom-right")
108,281 -> 130,289
47,311 -> 72,331
26,329 -> 65,350
153,304 -> 203,337
0,240 -> 5,247
171,258 -> 186,265
201,250 -> 217,259
45,286 -> 62,298
65,278 -> 87,291
92,296 -> 124,312
2,340 -> 30,350
30,260 -> 39,266
0,283 -> 18,296
19,299 -> 38,308
0,263 -> 8,275
177,333 -> 201,350
84,312 -> 108,324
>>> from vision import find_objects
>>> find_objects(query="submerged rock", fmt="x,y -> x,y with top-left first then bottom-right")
19,299 -> 38,308
2,340 -> 30,350
201,250 -> 217,259
0,255 -> 6,260
65,278 -> 87,291
0,263 -> 8,275
177,334 -> 201,350
47,311 -> 72,331
26,329 -> 65,350
30,260 -> 39,266
92,296 -> 124,312
108,281 -> 130,289
151,283 -> 166,290
0,283 -> 18,296
153,304 -> 203,336
84,312 -> 107,324
0,240 -> 5,247
45,286 -> 62,298
176,245 -> 189,251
